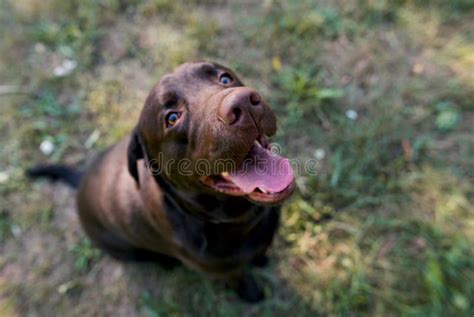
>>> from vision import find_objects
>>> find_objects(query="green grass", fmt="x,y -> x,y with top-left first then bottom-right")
71,237 -> 102,273
0,0 -> 473,316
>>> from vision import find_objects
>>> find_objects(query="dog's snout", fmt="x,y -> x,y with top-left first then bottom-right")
218,88 -> 263,126
249,91 -> 261,106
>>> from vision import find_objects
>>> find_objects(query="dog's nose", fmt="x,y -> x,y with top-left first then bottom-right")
218,88 -> 263,127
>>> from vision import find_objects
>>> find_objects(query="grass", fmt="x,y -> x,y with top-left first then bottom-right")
71,237 -> 102,273
0,0 -> 473,316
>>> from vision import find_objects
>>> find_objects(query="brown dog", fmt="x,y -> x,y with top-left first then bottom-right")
28,61 -> 295,302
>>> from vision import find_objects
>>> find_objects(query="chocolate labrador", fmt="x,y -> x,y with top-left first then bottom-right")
28,61 -> 295,302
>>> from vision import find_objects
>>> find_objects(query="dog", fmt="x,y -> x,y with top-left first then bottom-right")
28,61 -> 295,302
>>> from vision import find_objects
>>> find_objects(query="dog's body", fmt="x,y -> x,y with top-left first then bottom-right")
29,61 -> 294,302
78,136 -> 279,276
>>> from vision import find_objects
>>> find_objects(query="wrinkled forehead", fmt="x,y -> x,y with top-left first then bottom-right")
153,61 -> 241,104
173,61 -> 228,80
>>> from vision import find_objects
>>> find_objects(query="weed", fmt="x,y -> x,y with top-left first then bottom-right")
70,237 -> 101,273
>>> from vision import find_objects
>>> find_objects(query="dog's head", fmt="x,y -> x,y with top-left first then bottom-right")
128,61 -> 294,205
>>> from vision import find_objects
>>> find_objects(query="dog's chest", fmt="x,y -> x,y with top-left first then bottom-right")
166,205 -> 280,261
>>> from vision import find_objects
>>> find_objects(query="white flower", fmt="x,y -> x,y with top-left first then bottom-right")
53,59 -> 77,77
11,224 -> 22,238
0,171 -> 9,184
40,139 -> 55,155
34,42 -> 46,53
345,109 -> 358,120
314,148 -> 326,160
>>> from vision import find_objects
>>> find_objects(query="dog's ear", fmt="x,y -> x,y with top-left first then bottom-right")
127,128 -> 144,186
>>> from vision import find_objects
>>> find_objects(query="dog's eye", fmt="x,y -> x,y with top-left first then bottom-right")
219,73 -> 233,85
165,112 -> 181,127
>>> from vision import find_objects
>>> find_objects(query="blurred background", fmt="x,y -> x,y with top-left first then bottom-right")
0,0 -> 473,316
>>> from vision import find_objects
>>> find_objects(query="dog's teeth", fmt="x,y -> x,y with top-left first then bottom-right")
221,171 -> 229,177
259,188 -> 268,193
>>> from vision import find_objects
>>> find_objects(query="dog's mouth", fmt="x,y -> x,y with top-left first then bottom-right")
201,136 -> 295,205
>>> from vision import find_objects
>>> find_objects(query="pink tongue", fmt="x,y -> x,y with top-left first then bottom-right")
227,144 -> 294,194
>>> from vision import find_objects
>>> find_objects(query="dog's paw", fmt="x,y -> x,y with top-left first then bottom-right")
237,273 -> 265,303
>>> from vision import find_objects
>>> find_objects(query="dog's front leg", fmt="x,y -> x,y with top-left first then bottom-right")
225,269 -> 264,303
251,253 -> 269,268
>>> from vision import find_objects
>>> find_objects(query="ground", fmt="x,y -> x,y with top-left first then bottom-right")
0,1 -> 473,316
